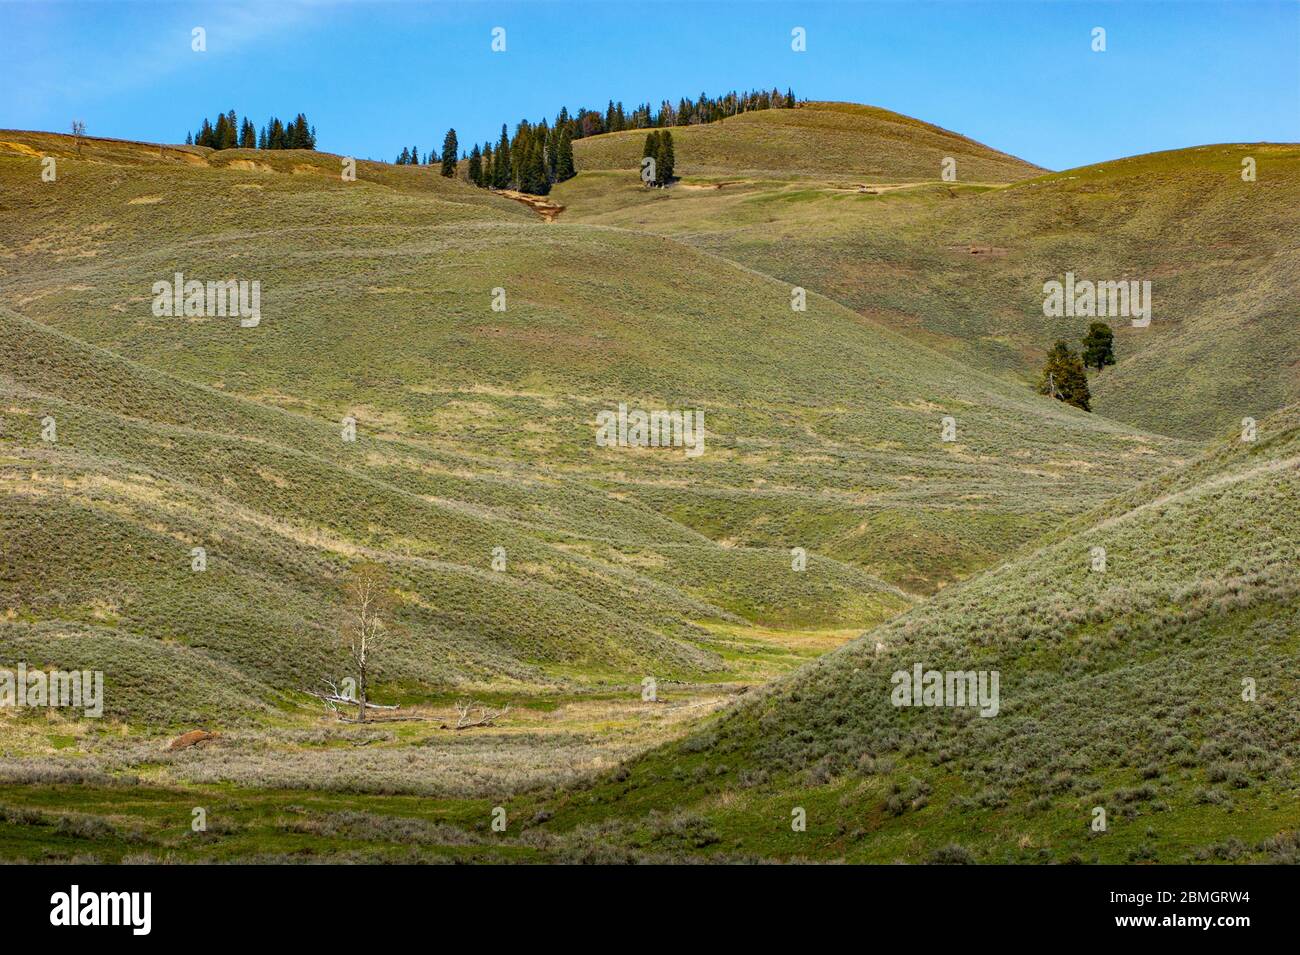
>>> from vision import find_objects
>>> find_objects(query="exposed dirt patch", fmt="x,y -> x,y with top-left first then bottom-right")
168,729 -> 219,751
127,195 -> 163,205
496,189 -> 565,222
225,159 -> 272,173
0,141 -> 41,157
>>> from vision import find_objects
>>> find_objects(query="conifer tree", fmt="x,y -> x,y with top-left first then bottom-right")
1038,341 -> 1092,412
657,129 -> 675,183
441,129 -> 458,177
544,126 -> 557,181
1081,322 -> 1116,372
526,141 -> 549,194
467,144 -> 483,186
212,113 -> 230,149
511,123 -> 528,185
643,131 -> 661,185
494,124 -> 511,188
555,128 -> 575,182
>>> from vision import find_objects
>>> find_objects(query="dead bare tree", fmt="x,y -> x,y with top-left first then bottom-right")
313,678 -> 399,718
70,120 -> 86,155
338,561 -> 397,723
453,699 -> 511,730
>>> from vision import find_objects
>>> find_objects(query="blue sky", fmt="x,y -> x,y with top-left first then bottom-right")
3,0 -> 1297,170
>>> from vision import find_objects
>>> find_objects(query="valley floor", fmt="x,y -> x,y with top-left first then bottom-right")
0,623 -> 852,862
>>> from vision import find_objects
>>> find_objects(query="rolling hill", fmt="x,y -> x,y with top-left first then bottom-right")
547,405 -> 1300,863
573,102 -> 1044,182
557,115 -> 1300,441
0,127 -> 1186,591
0,124 -> 1186,724
0,100 -> 1294,864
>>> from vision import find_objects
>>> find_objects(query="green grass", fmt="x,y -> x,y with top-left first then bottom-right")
572,101 -> 1044,182
1,108 -> 1290,864
557,134 -> 1300,441
539,407 -> 1300,862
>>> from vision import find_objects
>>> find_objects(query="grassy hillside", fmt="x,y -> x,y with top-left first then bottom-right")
0,130 -> 1187,605
556,139 -> 1300,440
6,409 -> 1289,861
573,102 -> 1044,182
4,302 -> 927,717
546,406 -> 1300,862
0,112 -> 1289,865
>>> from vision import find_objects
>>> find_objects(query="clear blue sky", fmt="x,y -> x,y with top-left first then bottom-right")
3,0 -> 1297,170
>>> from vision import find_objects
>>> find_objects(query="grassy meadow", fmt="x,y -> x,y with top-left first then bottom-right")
0,104 -> 1295,863
562,114 -> 1300,440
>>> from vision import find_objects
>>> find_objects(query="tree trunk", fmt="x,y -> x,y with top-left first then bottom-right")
357,661 -> 367,723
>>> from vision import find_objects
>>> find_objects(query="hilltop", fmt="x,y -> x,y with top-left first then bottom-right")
573,102 -> 1044,182
557,128 -> 1300,440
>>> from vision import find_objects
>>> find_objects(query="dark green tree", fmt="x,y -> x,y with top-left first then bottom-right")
441,129 -> 458,177
467,144 -> 483,186
1038,340 -> 1092,412
212,113 -> 230,149
555,128 -> 575,181
493,124 -> 511,188
657,129 -> 675,183
524,141 -> 549,194
643,131 -> 661,185
544,125 -> 557,181
289,114 -> 313,149
1082,322 -> 1116,372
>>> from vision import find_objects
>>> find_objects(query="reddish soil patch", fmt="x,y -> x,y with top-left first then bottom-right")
496,189 -> 565,222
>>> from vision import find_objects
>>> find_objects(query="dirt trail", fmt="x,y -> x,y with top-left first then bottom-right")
1091,453 -> 1300,533
496,189 -> 565,222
